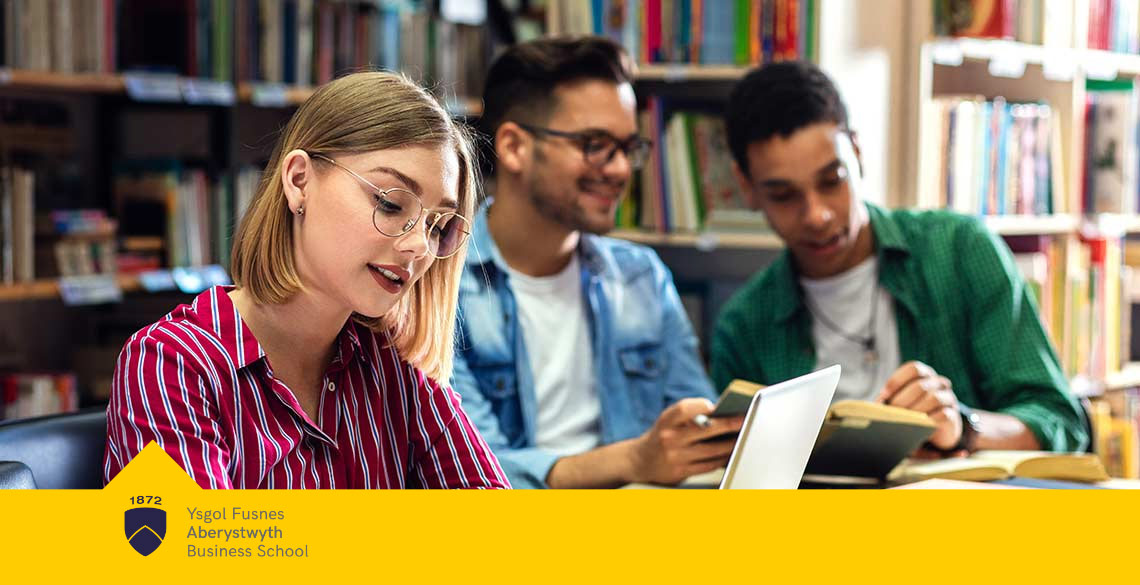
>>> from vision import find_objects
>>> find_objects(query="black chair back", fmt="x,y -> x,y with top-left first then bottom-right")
0,409 -> 107,489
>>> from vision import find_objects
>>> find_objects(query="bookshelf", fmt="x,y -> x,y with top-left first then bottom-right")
890,0 -> 1140,477
0,0 -> 489,420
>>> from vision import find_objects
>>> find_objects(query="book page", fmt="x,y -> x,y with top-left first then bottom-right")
829,400 -> 936,427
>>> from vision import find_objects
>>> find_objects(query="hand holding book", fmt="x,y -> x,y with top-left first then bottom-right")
876,360 -> 965,451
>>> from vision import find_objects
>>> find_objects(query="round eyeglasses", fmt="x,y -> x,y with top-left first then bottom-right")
311,154 -> 471,259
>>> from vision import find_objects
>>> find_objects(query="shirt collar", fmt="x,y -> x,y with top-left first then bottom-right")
202,286 -> 267,371
866,201 -> 910,255
334,319 -> 365,367
770,202 -> 908,323
203,286 -> 365,371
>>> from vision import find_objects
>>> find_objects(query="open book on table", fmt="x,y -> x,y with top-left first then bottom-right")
888,450 -> 1110,484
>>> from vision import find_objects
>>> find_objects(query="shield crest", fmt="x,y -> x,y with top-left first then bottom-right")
124,507 -> 166,556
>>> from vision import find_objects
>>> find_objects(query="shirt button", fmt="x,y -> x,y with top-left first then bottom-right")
327,381 -> 336,392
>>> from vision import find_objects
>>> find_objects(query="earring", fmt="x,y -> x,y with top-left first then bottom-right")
296,205 -> 305,216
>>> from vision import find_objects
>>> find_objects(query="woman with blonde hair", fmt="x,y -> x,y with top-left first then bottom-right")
104,72 -> 509,489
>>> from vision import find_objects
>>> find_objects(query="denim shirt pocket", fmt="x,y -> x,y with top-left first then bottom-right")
470,364 -> 525,447
618,343 -> 668,423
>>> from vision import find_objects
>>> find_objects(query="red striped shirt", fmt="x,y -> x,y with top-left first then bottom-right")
104,286 -> 510,489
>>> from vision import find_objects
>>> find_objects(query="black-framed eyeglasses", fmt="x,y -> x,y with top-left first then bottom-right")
515,123 -> 652,169
310,154 -> 471,259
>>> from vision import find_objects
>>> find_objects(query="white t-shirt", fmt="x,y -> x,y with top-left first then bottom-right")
800,256 -> 901,402
504,253 -> 602,456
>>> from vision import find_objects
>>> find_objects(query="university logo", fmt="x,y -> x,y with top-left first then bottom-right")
124,507 -> 166,556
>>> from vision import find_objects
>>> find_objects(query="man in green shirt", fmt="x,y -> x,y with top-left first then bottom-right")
711,61 -> 1087,453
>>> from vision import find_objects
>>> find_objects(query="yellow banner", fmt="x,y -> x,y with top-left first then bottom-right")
0,442 -> 1136,582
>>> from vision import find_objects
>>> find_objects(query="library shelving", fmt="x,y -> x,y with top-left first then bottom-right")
0,0 -> 489,421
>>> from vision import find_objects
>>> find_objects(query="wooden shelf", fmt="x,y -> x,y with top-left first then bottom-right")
983,214 -> 1080,235
611,215 -> 1087,248
634,64 -> 751,82
925,38 -> 1140,81
611,229 -> 784,250
1080,214 -> 1140,236
928,38 -> 1054,67
1072,363 -> 1140,397
236,82 -> 314,106
444,97 -> 483,117
1105,364 -> 1140,391
0,274 -> 141,302
234,82 -> 483,115
926,37 -> 1077,81
0,72 -> 482,115
0,68 -> 126,93
1081,49 -> 1140,79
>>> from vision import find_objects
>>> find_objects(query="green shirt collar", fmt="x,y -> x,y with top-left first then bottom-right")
769,202 -> 912,323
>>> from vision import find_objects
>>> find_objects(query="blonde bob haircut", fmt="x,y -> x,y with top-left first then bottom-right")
230,71 -> 479,382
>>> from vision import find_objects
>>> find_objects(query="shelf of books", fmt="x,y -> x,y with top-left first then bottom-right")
0,164 -> 246,304
0,1 -> 486,110
550,0 -> 821,250
909,0 -> 1140,477
546,0 -> 820,66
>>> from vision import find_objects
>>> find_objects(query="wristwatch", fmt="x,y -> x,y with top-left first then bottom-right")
954,404 -> 982,453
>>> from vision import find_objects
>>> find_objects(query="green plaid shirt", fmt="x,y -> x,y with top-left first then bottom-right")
710,203 -> 1088,452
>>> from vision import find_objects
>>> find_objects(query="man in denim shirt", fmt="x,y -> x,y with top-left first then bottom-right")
451,37 -> 742,488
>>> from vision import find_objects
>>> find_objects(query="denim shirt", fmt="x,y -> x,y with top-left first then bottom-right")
450,203 -> 717,488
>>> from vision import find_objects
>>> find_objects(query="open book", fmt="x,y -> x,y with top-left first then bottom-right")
889,451 -> 1110,484
804,400 -> 937,480
709,379 -> 765,417
712,380 -> 936,480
